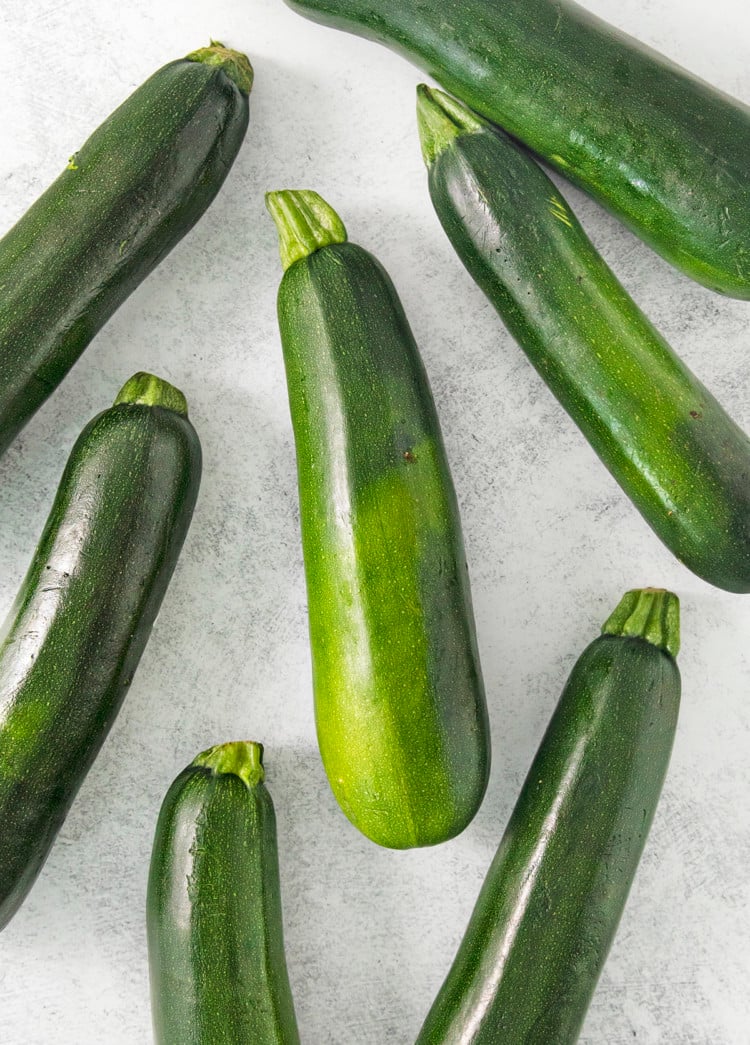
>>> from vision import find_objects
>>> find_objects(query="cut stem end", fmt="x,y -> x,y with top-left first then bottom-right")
265,189 -> 347,271
602,588 -> 680,658
416,84 -> 487,167
193,741 -> 266,788
186,40 -> 254,94
114,372 -> 188,416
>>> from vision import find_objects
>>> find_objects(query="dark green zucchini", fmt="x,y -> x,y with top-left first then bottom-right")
147,742 -> 300,1045
416,588 -> 681,1044
0,373 -> 201,930
266,190 -> 489,849
418,86 -> 750,593
0,42 -> 251,457
284,0 -> 750,298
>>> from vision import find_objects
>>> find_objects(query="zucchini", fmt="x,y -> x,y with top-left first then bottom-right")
147,741 -> 300,1045
0,42 -> 252,457
0,373 -> 201,930
416,588 -> 681,1044
283,0 -> 750,298
417,87 -> 750,593
266,190 -> 489,849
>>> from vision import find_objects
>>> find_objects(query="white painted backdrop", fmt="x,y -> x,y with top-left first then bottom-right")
0,0 -> 748,1041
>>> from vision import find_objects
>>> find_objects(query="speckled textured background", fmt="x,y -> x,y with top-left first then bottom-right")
0,0 -> 748,1041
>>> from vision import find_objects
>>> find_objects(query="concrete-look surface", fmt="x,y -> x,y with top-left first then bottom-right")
0,0 -> 748,1041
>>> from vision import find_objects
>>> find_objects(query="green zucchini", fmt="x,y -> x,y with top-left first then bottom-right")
0,42 -> 252,457
266,190 -> 489,849
417,87 -> 750,593
416,588 -> 681,1044
147,742 -> 300,1045
0,373 -> 201,930
284,0 -> 750,298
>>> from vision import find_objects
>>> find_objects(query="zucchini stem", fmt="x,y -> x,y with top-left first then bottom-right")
416,84 -> 486,167
114,372 -> 188,417
186,41 -> 254,95
193,741 -> 266,788
266,189 -> 347,271
602,588 -> 680,658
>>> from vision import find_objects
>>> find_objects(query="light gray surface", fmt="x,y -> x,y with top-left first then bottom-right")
0,0 -> 749,1041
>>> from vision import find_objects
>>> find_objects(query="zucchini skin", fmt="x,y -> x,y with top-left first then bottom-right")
0,48 -> 250,456
147,744 -> 300,1045
284,0 -> 750,298
422,102 -> 750,592
275,223 -> 489,849
416,590 -> 680,1044
0,376 -> 201,929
